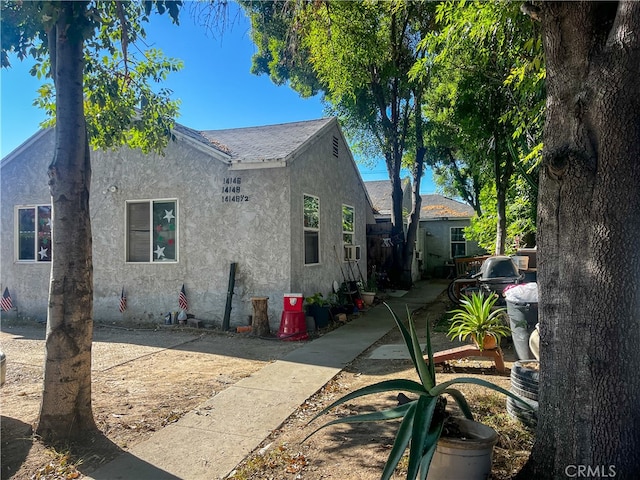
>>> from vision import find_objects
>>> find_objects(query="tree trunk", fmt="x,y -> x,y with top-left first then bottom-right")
388,165 -> 406,285
402,91 -> 426,286
251,297 -> 270,337
403,169 -> 422,287
36,1 -> 97,442
518,2 -> 640,478
494,167 -> 508,255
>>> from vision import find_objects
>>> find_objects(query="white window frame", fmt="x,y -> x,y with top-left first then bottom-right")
303,194 -> 320,265
15,204 -> 52,262
450,226 -> 467,259
125,198 -> 179,263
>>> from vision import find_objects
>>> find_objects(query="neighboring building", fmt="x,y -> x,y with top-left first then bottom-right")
364,180 -> 483,280
1,118 -> 375,329
418,194 -> 484,277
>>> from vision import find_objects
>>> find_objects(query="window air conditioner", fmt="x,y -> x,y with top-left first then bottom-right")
344,245 -> 361,261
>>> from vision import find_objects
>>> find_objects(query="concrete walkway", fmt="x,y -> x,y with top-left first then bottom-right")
86,280 -> 447,480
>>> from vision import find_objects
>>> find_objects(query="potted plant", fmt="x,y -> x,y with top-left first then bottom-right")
305,293 -> 332,329
359,276 -> 378,306
306,304 -> 531,480
447,292 -> 510,350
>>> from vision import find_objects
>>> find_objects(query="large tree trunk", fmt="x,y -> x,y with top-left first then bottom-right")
402,91 -> 426,286
388,158 -> 406,285
36,1 -> 97,442
403,159 -> 423,286
494,150 -> 508,256
518,2 -> 640,478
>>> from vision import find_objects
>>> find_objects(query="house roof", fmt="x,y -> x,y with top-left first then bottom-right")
363,179 -> 474,220
177,116 -> 375,221
3,118 -> 336,170
420,194 -> 475,219
189,117 -> 336,169
364,178 -> 411,215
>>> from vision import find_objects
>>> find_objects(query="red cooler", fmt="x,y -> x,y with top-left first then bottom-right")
283,293 -> 304,312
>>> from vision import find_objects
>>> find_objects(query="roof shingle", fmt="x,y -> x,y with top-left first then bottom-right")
198,118 -> 334,164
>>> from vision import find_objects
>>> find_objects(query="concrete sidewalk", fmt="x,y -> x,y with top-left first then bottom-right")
86,280 -> 447,480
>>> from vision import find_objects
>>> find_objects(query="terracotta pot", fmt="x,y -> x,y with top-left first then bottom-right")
472,334 -> 497,350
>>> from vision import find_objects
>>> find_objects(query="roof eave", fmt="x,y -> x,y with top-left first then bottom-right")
1,128 -> 51,168
228,159 -> 287,170
172,128 -> 232,164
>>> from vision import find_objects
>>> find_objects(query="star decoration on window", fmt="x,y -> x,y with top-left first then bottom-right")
46,218 -> 53,229
163,210 -> 175,223
154,245 -> 166,259
39,247 -> 49,259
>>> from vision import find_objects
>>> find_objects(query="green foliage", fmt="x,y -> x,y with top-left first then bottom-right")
447,293 -> 510,351
416,0 -> 542,252
307,304 -> 530,480
1,0 -> 184,154
363,275 -> 378,293
241,1 -> 438,273
304,293 -> 329,307
465,177 -> 536,254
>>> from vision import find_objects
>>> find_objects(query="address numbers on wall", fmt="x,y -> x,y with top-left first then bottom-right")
221,177 -> 249,202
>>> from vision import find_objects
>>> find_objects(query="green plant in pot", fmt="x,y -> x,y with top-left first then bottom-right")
359,276 -> 378,305
306,304 -> 532,480
447,292 -> 510,350
305,293 -> 332,329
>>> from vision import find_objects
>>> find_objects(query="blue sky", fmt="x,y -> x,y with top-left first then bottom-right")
0,4 -> 436,193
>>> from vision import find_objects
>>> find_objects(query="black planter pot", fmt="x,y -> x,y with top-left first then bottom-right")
308,305 -> 332,329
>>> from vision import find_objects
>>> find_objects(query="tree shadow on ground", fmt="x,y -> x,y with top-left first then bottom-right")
0,418 -> 178,480
1,416 -> 33,480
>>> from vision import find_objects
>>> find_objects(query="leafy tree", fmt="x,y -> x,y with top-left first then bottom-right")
242,0 -> 437,286
516,2 -> 640,477
419,0 -> 543,254
1,0 -> 182,442
465,177 -> 537,255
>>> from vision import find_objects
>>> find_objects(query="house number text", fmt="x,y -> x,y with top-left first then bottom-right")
221,177 -> 249,202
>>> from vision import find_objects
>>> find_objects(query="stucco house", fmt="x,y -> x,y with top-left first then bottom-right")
364,179 -> 484,279
417,194 -> 484,277
1,117 -> 374,329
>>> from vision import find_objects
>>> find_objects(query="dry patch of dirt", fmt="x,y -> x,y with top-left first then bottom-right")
0,324 -> 299,480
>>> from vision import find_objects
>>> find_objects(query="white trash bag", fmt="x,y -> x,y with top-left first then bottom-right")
504,282 -> 538,304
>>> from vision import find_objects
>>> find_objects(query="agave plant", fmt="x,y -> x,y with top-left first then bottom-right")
306,303 -> 530,480
447,292 -> 511,350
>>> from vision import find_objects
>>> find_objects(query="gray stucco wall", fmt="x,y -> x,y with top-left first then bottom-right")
421,218 -> 485,276
288,122 -> 370,300
90,135 -> 293,328
0,130 -> 293,326
1,123 -> 372,330
0,129 -> 55,322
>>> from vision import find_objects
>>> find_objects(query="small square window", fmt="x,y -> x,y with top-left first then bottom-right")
127,199 -> 178,262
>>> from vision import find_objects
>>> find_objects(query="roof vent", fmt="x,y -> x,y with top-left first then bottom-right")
332,136 -> 339,158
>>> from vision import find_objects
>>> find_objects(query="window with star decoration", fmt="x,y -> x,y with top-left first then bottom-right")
17,205 -> 52,262
126,200 -> 177,262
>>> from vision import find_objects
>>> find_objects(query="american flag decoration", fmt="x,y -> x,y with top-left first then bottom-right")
1,287 -> 13,312
119,287 -> 127,313
179,284 -> 188,311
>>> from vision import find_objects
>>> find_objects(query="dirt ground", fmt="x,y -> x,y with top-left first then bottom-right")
1,292 -> 532,480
